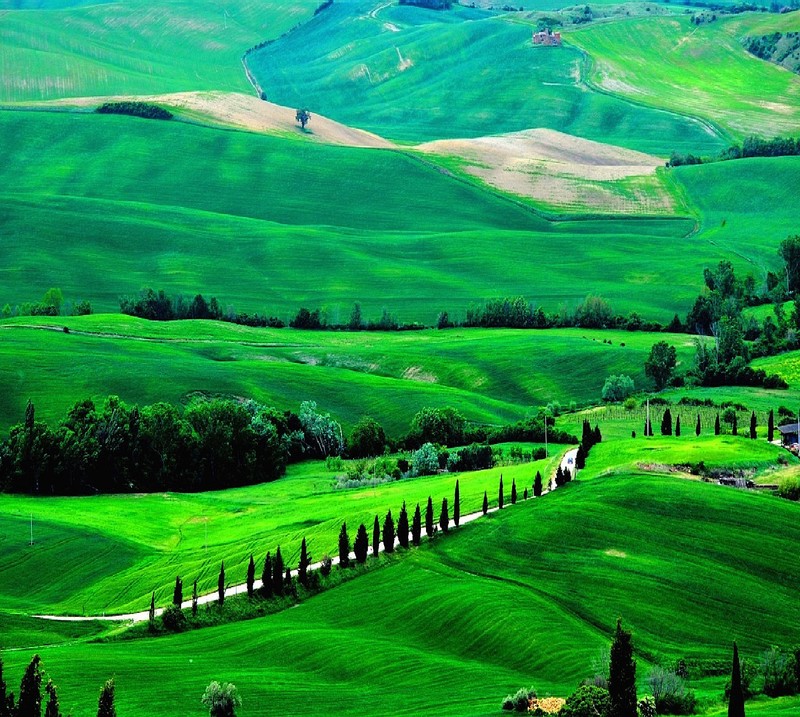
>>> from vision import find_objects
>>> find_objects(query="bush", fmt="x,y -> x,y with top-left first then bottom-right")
761,646 -> 798,697
560,685 -> 610,717
447,443 -> 494,472
97,101 -> 173,120
501,686 -> 536,712
161,604 -> 187,632
601,374 -> 635,402
411,443 -> 440,477
777,476 -> 800,501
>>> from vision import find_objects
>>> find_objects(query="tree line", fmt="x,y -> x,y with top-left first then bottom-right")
2,288 -> 91,320
96,102 -> 173,121
667,133 -> 800,167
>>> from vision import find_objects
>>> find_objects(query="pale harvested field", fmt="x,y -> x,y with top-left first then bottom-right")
415,128 -> 677,215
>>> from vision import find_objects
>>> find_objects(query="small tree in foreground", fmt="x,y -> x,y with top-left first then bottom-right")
511,478 -> 517,504
498,475 -> 504,509
608,619 -> 637,717
382,511 -> 395,553
44,679 -> 61,717
295,108 -> 310,130
201,681 -> 241,717
97,679 -> 116,717
338,522 -> 350,568
727,642 -> 745,717
246,554 -> 256,597
173,575 -> 183,607
397,502 -> 410,549
411,504 -> 422,546
482,490 -> 489,515
534,471 -> 542,497
439,497 -> 449,534
354,523 -> 369,563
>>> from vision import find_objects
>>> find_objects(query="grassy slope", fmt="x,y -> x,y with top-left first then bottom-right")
0,0 -> 317,101
3,470 -> 799,716
247,0 -> 726,154
0,316 -> 702,432
0,451 -> 566,614
570,13 -> 800,141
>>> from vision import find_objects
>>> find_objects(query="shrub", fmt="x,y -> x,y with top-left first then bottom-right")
97,101 -> 173,120
161,604 -> 186,632
760,646 -> 798,696
777,476 -> 800,501
602,374 -> 635,402
501,686 -> 536,712
411,442 -> 440,477
447,443 -> 494,472
560,685 -> 610,717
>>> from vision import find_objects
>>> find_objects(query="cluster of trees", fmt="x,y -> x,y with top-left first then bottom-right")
0,653 -> 115,717
668,133 -> 800,167
745,31 -> 800,73
0,396 -> 307,495
1,288 -> 91,319
96,101 -> 173,120
290,304 -> 424,332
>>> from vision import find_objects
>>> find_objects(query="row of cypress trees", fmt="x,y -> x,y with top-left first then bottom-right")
645,408 -> 777,441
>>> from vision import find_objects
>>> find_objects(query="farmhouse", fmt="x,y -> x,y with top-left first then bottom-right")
532,27 -> 562,46
778,423 -> 800,446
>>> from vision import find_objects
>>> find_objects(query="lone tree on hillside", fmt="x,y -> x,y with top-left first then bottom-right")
498,475 -> 505,509
609,619 -> 637,717
246,554 -> 256,597
482,490 -> 489,515
727,641 -> 745,717
97,679 -> 116,717
201,681 -> 241,717
645,341 -> 677,390
295,108 -> 311,130
534,471 -> 543,497
217,562 -> 225,606
511,478 -> 517,504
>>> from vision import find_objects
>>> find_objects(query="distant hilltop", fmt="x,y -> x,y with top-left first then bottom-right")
399,0 -> 453,9
532,27 -> 562,45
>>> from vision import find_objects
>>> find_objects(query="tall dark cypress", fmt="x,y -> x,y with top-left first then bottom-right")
511,478 -> 517,504
192,579 -> 198,616
523,487 -> 529,500
608,619 -> 637,717
372,515 -> 381,556
453,480 -> 461,527
298,538 -> 309,586
675,415 -> 681,437
217,561 -> 225,606
44,679 -> 61,717
576,443 -> 586,470
261,551 -> 273,598
715,413 -> 721,435
246,554 -> 256,597
0,655 -> 11,717
534,471 -> 542,497
727,641 -> 745,717
696,415 -> 701,437
16,654 -> 41,717
397,502 -> 410,548
354,523 -> 369,563
749,411 -> 757,440
768,409 -> 775,442
498,475 -> 504,509
382,510 -> 395,553
273,546 -> 284,596
425,496 -> 434,538
482,490 -> 489,514
173,575 -> 182,607
732,413 -> 738,436
661,408 -> 672,436
338,522 -> 350,568
439,497 -> 449,534
96,679 -> 116,717
411,503 -> 422,546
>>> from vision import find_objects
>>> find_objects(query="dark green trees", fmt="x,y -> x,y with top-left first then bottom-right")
173,576 -> 183,607
192,580 -> 198,616
246,554 -> 256,597
696,415 -> 701,437
354,523 -> 369,563
534,471 -> 543,497
749,412 -> 757,440
17,654 -> 41,717
715,413 -> 721,435
482,490 -> 489,514
97,679 -> 116,717
732,413 -> 738,436
425,496 -> 434,538
439,498 -> 449,534
372,515 -> 381,556
768,409 -> 775,442
499,475 -> 504,509
382,511 -> 395,553
675,415 -> 681,437
0,655 -> 14,717
217,562 -> 225,606
511,478 -> 517,504
298,538 -> 310,586
261,552 -> 273,599
608,619 -> 637,717
453,480 -> 461,527
347,416 -> 386,458
338,523 -> 350,568
273,547 -> 284,596
645,341 -> 677,390
397,502 -> 410,549
295,108 -> 311,129
728,641 -> 745,717
44,680 -> 61,717
661,408 -> 673,436
411,504 -> 422,546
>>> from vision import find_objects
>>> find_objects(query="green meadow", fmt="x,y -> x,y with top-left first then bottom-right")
2,469 -> 799,715
247,0 -> 726,153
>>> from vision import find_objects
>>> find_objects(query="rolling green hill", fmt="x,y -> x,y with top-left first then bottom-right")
246,0 -> 727,153
2,469 -> 798,715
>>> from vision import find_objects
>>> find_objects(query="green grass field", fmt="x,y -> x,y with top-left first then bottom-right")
569,14 -> 800,142
2,468 -> 799,716
0,316 -> 703,433
246,0 -> 727,154
0,0 -> 318,101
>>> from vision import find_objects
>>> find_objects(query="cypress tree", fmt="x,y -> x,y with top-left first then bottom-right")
338,522 -> 350,568
696,415 -> 701,437
439,497 -> 449,534
727,641 -> 745,717
425,496 -> 434,538
382,510 -> 395,553
246,554 -> 256,597
372,515 -> 381,556
498,475 -> 504,509
17,654 -> 42,717
482,490 -> 489,514
732,413 -> 738,436
192,579 -> 198,616
749,411 -> 757,440
273,546 -> 284,596
582,419 -> 593,448
411,503 -> 422,546
768,409 -> 775,442
608,619 -> 637,717
564,467 -> 572,483
555,465 -> 565,487
523,487 -> 529,500
0,655 -> 13,717
148,592 -> 155,626
217,561 -> 225,606
173,576 -> 182,607
511,478 -> 517,504
453,480 -> 461,527
593,424 -> 602,444
715,413 -> 721,435
261,552 -> 273,598
397,502 -> 410,548
354,523 -> 369,563
576,443 -> 586,470
298,537 -> 309,586
96,679 -> 116,717
534,471 -> 543,497
44,680 -> 61,717
284,567 -> 294,597
661,408 -> 672,436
